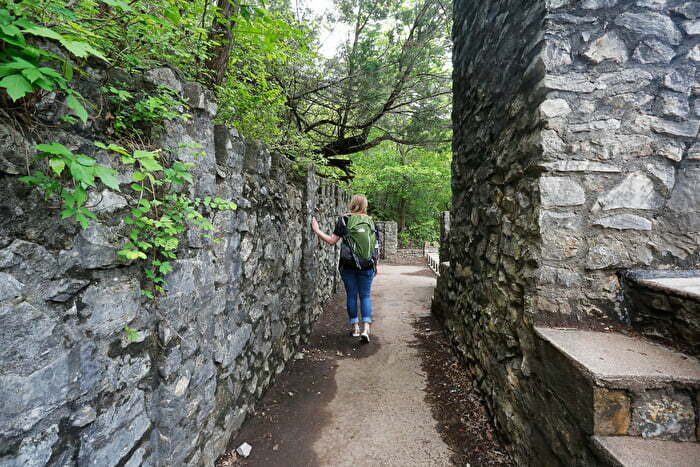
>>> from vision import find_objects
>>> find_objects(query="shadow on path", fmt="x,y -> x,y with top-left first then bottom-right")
219,290 -> 379,467
411,314 -> 514,466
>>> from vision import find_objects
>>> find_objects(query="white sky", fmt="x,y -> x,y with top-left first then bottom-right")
296,0 -> 351,58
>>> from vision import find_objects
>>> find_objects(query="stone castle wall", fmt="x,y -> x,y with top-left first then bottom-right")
536,0 -> 700,324
0,68 -> 348,466
435,0 -> 699,464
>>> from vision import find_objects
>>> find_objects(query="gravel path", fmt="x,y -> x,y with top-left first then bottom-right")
218,261 -> 511,466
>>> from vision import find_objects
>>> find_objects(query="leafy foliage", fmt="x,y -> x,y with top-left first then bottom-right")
100,142 -> 236,298
351,142 -> 451,245
21,140 -> 236,298
280,0 -> 452,175
0,6 -> 103,120
5,0 -> 454,256
103,84 -> 191,139
20,143 -> 118,228
214,4 -> 315,154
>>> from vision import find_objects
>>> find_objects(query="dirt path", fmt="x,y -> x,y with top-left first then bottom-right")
219,262 -> 511,466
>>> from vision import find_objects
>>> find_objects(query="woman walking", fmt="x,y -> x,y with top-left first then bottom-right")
311,194 -> 379,343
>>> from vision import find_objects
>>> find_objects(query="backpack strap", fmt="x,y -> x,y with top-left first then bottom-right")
339,215 -> 362,269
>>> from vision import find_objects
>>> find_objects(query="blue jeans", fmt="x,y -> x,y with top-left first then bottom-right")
340,268 -> 375,324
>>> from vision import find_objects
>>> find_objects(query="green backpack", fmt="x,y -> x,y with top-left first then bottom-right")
340,215 -> 379,269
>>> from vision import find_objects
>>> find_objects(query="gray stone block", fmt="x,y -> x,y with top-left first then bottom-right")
78,391 -> 151,466
597,173 -> 663,211
540,176 -> 585,207
615,12 -> 682,45
80,277 -> 140,337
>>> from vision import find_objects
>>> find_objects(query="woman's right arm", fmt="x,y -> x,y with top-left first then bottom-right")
311,217 -> 340,245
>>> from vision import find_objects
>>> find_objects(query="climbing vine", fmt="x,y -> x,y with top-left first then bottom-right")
2,6 -> 237,340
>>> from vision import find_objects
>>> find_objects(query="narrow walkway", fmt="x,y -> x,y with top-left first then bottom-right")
222,264 -> 453,466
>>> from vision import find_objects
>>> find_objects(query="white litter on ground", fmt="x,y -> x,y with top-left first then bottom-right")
236,442 -> 252,458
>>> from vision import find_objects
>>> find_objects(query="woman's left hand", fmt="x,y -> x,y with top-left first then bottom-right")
311,216 -> 319,233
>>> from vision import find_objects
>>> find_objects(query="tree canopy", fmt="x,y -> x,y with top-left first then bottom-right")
2,0 -> 452,244
281,0 -> 452,177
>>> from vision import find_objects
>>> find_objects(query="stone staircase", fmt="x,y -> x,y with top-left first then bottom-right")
534,272 -> 700,466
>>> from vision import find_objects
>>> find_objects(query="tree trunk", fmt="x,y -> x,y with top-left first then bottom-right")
204,0 -> 238,87
398,198 -> 407,234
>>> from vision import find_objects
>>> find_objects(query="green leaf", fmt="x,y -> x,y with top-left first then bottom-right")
69,160 -> 95,186
22,25 -> 63,41
20,66 -> 43,83
101,0 -> 133,10
158,261 -> 173,275
124,326 -> 141,342
118,249 -> 147,260
76,155 -> 96,166
0,73 -> 33,101
133,149 -> 158,159
66,94 -> 88,123
74,186 -> 88,205
95,165 -> 121,191
75,212 -> 90,228
49,157 -> 65,176
63,62 -> 73,81
0,59 -> 36,77
60,39 -> 107,61
36,143 -> 72,157
61,207 -> 76,219
131,171 -> 146,182
164,6 -> 181,23
162,237 -> 178,250
0,23 -> 22,38
95,142 -> 130,156
138,157 -> 163,172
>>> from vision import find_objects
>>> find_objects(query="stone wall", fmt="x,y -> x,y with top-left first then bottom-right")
438,211 -> 450,261
375,221 -> 398,260
536,0 -> 700,325
434,0 -> 700,464
0,68 -> 348,466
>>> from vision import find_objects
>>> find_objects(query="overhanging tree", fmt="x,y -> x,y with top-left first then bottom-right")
280,0 -> 452,177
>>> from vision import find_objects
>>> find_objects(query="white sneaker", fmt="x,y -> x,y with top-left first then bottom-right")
352,325 -> 360,337
360,331 -> 370,344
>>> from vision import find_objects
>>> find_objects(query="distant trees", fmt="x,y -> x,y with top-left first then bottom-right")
279,0 -> 452,177
351,142 -> 451,244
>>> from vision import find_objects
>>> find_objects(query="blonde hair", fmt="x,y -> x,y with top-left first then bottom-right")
348,194 -> 368,214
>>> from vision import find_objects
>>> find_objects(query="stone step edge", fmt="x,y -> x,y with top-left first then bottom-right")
591,436 -> 700,467
534,327 -> 700,390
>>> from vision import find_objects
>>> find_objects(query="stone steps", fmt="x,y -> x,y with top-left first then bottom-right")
534,327 -> 700,465
621,270 -> 700,357
591,436 -> 700,467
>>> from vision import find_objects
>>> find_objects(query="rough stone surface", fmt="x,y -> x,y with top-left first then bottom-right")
0,69 -> 348,466
594,388 -> 631,436
583,31 -> 628,64
630,390 -> 696,441
597,173 -> 663,211
435,2 -> 700,463
535,327 -> 700,387
615,12 -> 682,45
540,176 -> 586,207
622,270 -> 700,357
593,214 -> 653,231
375,221 -> 398,260
593,436 -> 700,467
633,39 -> 676,64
